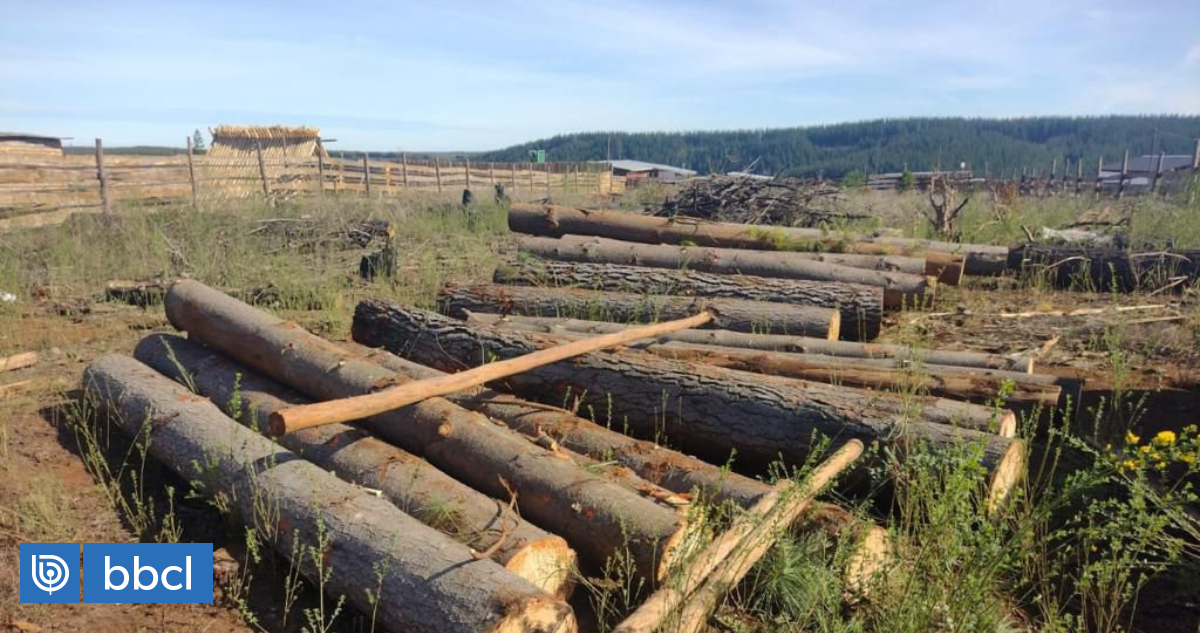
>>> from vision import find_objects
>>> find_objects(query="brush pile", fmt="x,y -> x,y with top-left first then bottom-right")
655,175 -> 863,226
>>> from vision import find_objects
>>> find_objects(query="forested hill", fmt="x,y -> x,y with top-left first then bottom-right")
477,116 -> 1200,178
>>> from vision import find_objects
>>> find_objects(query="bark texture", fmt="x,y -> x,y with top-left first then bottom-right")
352,302 -> 1024,509
133,333 -> 576,597
1006,244 -> 1200,292
518,235 -> 931,307
163,280 -> 691,583
508,204 -> 964,283
84,354 -> 576,633
494,260 -> 882,341
439,283 -> 840,339
463,313 -> 1035,374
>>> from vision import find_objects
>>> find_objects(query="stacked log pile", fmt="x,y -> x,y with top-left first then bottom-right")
85,280 -> 897,632
1007,244 -> 1200,292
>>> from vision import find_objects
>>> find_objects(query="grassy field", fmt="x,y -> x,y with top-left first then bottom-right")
1,187 -> 1198,633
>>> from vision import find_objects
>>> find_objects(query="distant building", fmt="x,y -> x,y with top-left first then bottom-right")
608,159 -> 697,185
0,132 -> 64,159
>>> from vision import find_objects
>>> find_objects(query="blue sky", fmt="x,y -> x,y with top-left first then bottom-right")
2,0 -> 1198,151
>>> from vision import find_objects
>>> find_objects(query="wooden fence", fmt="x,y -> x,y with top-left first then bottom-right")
0,139 -> 623,228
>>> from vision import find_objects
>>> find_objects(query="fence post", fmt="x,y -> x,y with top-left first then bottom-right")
1193,137 -> 1200,170
94,138 -> 111,215
255,141 -> 270,199
401,152 -> 409,189
465,156 -> 471,191
384,162 -> 392,193
315,139 -> 326,197
1075,159 -> 1082,196
185,135 -> 198,208
1118,148 -> 1129,199
361,154 -> 371,197
1095,156 -> 1103,194
434,156 -> 443,193
1151,151 -> 1165,195
489,162 -> 495,186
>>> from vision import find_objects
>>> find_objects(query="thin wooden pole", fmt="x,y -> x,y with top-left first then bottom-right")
1118,148 -> 1129,199
315,139 -> 326,197
464,156 -> 471,190
1151,150 -> 1165,193
611,440 -> 864,633
489,162 -> 495,186
363,154 -> 372,197
384,162 -> 392,193
255,141 -> 270,199
1075,159 -> 1083,196
268,311 -> 715,434
434,156 -> 443,193
1095,156 -> 1104,194
95,138 -> 111,215
1193,137 -> 1200,170
401,152 -> 409,189
185,136 -> 198,208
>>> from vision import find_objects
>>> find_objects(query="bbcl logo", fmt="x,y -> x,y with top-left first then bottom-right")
21,543 -> 212,604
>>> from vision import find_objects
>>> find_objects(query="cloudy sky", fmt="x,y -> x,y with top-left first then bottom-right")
1,0 -> 1197,150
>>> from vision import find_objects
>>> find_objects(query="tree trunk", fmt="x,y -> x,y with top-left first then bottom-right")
439,283 -> 841,340
869,234 -> 1008,276
1007,244 -> 1200,292
636,341 -> 1063,413
352,302 -> 1024,510
494,260 -> 882,341
462,313 -> 1035,373
518,235 -> 932,308
83,354 -> 575,633
508,204 -> 964,283
163,280 -> 692,583
132,333 -> 576,598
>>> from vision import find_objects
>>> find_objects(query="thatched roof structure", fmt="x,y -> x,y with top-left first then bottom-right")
207,125 -> 327,158
0,132 -> 65,159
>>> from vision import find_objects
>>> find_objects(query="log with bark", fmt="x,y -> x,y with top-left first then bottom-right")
356,341 -> 895,602
462,313 -> 1035,373
163,280 -> 693,583
439,283 -> 841,340
630,341 -> 1066,414
518,235 -> 931,308
509,203 -> 964,284
868,234 -> 1008,276
352,302 -> 1025,510
83,354 -> 575,633
494,259 -> 882,341
133,333 -> 577,598
1007,244 -> 1200,292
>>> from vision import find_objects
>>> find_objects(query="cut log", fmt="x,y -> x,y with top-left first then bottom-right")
352,302 -> 1025,510
133,333 -> 577,598
164,280 -> 692,583
634,341 -> 1063,414
611,441 -> 863,633
463,312 -> 1035,374
507,204 -> 964,283
0,380 -> 32,397
440,283 -> 839,340
494,260 -> 882,341
83,354 -> 575,633
1007,244 -> 1200,292
0,351 -> 38,373
518,235 -> 932,308
868,234 -> 1008,276
271,309 -> 713,433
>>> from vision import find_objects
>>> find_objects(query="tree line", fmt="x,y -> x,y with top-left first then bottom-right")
475,116 -> 1200,178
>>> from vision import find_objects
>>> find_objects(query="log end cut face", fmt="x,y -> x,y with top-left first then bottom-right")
491,594 -> 579,633
505,536 -> 579,600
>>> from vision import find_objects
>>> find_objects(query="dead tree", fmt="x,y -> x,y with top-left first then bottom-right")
925,175 -> 970,239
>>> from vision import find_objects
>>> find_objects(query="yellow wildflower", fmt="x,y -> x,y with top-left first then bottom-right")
1181,453 -> 1197,466
1152,430 -> 1177,447
1125,431 -> 1140,445
1120,459 -> 1138,472
1186,424 -> 1198,434
1139,445 -> 1153,455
